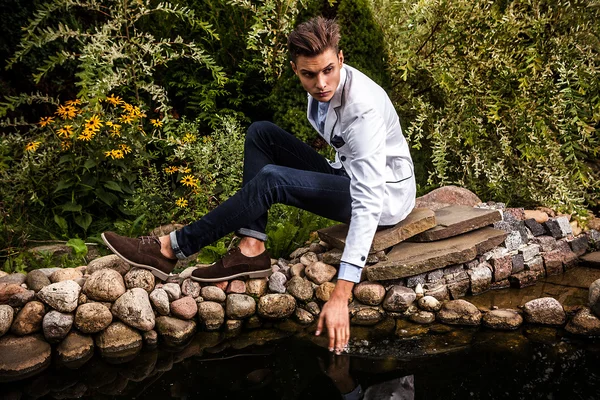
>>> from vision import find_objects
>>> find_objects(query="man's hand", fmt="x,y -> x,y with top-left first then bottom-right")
316,279 -> 354,354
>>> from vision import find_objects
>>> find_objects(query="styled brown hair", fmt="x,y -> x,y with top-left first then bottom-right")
287,16 -> 341,63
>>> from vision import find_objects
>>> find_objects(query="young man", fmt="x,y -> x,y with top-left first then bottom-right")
102,17 -> 416,354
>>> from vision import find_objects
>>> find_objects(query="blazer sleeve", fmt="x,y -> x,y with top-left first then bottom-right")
339,102 -> 387,280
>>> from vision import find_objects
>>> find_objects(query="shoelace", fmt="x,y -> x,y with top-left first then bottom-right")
139,236 -> 160,245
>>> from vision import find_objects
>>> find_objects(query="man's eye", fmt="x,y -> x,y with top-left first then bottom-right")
324,68 -> 333,74
303,73 -> 313,78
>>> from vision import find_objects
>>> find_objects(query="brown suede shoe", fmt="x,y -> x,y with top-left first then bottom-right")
191,247 -> 272,282
101,231 -> 177,281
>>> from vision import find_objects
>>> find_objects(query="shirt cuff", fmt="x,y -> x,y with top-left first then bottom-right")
338,261 -> 362,283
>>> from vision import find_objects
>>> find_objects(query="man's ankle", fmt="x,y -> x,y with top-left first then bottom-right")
238,237 -> 266,257
159,235 -> 177,259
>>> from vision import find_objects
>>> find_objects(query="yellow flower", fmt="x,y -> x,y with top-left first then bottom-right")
64,99 -> 82,106
119,114 -> 135,124
104,149 -> 124,159
106,94 -> 123,106
25,141 -> 41,152
175,197 -> 188,208
85,115 -> 102,131
150,119 -> 163,127
60,141 -> 71,151
78,129 -> 95,141
180,175 -> 198,187
183,133 -> 196,143
57,125 -> 74,139
109,123 -> 122,137
164,166 -> 178,174
55,105 -> 78,120
39,116 -> 54,127
119,144 -> 132,154
178,166 -> 191,173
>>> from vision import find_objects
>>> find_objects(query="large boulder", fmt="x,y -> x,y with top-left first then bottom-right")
57,331 -> 94,365
286,277 -> 314,302
305,262 -> 337,285
0,334 -> 51,382
37,280 -> 81,312
111,288 -> 155,331
523,297 -> 566,326
197,302 -> 224,330
353,282 -> 386,306
75,303 -> 112,333
257,294 -> 296,319
437,299 -> 482,326
83,269 -> 126,302
226,294 -> 256,319
415,185 -> 482,210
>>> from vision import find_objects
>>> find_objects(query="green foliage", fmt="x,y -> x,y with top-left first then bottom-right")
373,0 -> 600,212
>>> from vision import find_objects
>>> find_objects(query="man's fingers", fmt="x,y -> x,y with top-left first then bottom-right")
316,313 -> 325,336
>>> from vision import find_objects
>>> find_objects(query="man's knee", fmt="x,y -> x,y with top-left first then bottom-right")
256,164 -> 283,183
246,121 -> 275,143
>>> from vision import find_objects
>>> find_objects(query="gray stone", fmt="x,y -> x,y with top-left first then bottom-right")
580,252 -> 600,269
226,294 -> 256,319
286,277 -> 314,302
468,263 -> 492,295
406,273 -> 426,288
511,253 -> 525,274
444,270 -> 468,284
568,236 -> 589,257
155,316 -> 197,345
544,219 -> 564,238
523,297 -> 566,325
412,205 -> 501,242
25,270 -> 51,292
590,279 -> 600,318
95,321 -> 142,358
37,280 -> 80,312
525,256 -> 545,279
295,307 -> 314,324
305,262 -> 337,285
532,236 -> 557,252
0,273 -> 26,285
124,268 -> 155,293
83,269 -> 126,302
524,218 -> 546,236
382,286 -> 416,312
509,271 -> 538,288
437,300 -> 482,326
162,283 -> 181,301
447,279 -> 470,299
197,301 -> 224,330
426,269 -> 445,283
181,279 -> 201,298
417,295 -> 441,312
75,303 -> 112,333
306,301 -> 321,316
290,263 -> 306,278
268,271 -> 287,294
86,255 -> 131,276
322,248 -> 343,265
409,311 -> 435,324
111,288 -> 155,331
565,308 -> 600,336
257,294 -> 296,319
504,231 -> 522,251
555,216 -> 573,236
201,286 -> 227,302
290,247 -> 311,259
36,267 -> 62,278
11,301 -> 45,335
482,309 -> 523,330
519,244 -> 540,262
149,288 -> 170,315
366,227 -> 507,281
0,305 -> 14,337
300,252 -> 319,266
42,310 -> 73,342
353,282 -> 386,306
50,268 -> 83,283
8,289 -> 35,307
57,331 -> 94,364
424,284 -> 450,301
0,334 -> 51,382
309,242 -> 326,254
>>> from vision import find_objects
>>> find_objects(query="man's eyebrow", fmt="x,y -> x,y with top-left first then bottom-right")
299,63 -> 335,73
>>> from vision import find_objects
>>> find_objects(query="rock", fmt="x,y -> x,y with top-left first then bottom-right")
37,280 -> 80,312
523,297 -> 566,325
197,302 -> 224,330
226,319 -> 243,332
565,308 -> 600,336
407,273 -> 426,288
315,282 -> 336,302
300,252 -> 319,266
143,330 -> 158,347
226,280 -> 246,294
246,278 -> 268,297
524,210 -> 549,223
509,271 -> 538,288
589,279 -> 600,318
412,205 -> 501,242
417,296 -> 441,312
83,269 -> 126,302
8,289 -> 35,307
86,255 -> 131,276
226,294 -> 256,319
25,270 -> 51,292
212,281 -> 229,291
111,288 -> 155,331
268,271 -> 287,293
149,288 -> 170,316
42,310 -> 73,342
322,248 -> 343,265
351,308 -> 384,326
50,268 -> 83,283
437,300 -> 482,326
306,301 -> 321,316
201,286 -> 226,302
0,283 -> 26,305
95,322 -> 142,358
290,247 -> 311,259
519,244 -> 540,262
447,279 -> 470,299
305,262 -> 337,285
467,263 -> 492,295
124,268 -> 155,293
295,308 -> 314,324
489,253 -> 512,282
181,279 -> 201,298
503,231 -> 522,252
0,334 -> 51,382
567,236 -> 589,257
11,301 -> 45,335
155,316 -> 196,345
0,305 -> 14,337
309,242 -> 326,254
258,294 -> 296,319
291,263 -> 306,278
286,277 -> 314,302
57,331 -> 94,364
162,283 -> 181,301
0,273 -> 26,285
415,185 -> 482,210
410,311 -> 436,324
511,253 -> 525,274
75,303 -> 112,333
366,227 -> 507,281
482,309 -> 523,330
353,282 -> 386,306
424,284 -> 450,301
382,286 -> 416,312
170,296 -> 198,320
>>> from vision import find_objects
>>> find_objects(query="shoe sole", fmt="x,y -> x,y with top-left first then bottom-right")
190,268 -> 272,283
101,232 -> 172,281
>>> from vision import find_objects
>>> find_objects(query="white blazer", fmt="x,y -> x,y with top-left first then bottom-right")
307,65 -> 416,268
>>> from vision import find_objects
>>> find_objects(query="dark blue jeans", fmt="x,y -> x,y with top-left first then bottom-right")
171,121 -> 353,258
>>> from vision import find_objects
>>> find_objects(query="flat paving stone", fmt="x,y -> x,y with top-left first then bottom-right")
410,205 -> 502,242
365,227 -> 507,281
580,252 -> 600,269
317,208 -> 436,253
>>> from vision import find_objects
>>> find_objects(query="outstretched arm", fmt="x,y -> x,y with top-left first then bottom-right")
316,279 -> 354,354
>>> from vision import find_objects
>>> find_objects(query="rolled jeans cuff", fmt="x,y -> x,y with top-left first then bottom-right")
170,230 -> 188,260
236,228 -> 268,242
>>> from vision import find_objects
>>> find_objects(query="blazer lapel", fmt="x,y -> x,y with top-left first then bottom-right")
323,66 -> 347,143
306,94 -> 320,133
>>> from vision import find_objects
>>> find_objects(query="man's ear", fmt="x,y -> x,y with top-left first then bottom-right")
338,50 -> 344,65
291,61 -> 298,75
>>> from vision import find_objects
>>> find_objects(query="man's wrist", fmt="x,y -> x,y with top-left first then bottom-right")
332,279 -> 354,300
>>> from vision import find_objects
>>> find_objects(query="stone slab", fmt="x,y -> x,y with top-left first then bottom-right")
317,208 -> 436,253
410,205 -> 502,242
580,252 -> 600,269
364,227 -> 508,281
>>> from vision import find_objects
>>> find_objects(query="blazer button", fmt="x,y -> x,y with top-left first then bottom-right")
361,256 -> 365,261
341,156 -> 346,161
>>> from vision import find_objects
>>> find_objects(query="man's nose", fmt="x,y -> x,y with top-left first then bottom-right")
316,74 -> 326,89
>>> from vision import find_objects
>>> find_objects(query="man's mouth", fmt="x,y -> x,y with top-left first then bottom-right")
316,91 -> 330,98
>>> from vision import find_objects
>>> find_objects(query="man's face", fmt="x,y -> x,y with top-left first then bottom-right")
291,48 -> 344,103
